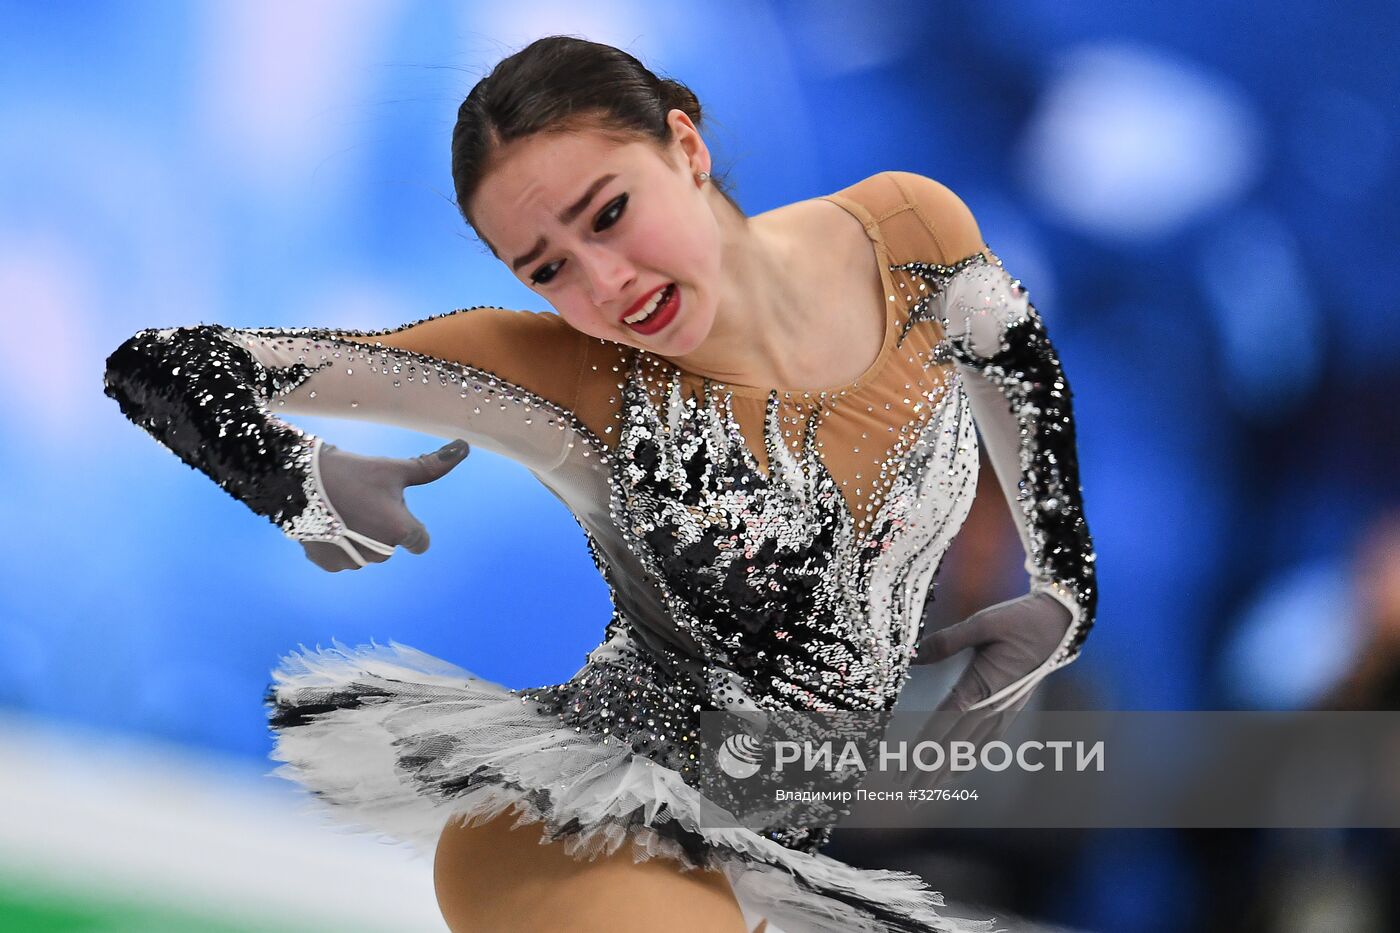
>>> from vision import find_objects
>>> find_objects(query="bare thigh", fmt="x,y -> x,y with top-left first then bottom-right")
433,808 -> 761,933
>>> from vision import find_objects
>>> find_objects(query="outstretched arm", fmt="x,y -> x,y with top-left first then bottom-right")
898,176 -> 1098,712
103,306 -> 598,566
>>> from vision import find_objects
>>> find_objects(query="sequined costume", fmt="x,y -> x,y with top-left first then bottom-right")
102,172 -> 1095,933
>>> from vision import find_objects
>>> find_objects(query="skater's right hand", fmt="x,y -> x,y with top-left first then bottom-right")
299,439 -> 471,572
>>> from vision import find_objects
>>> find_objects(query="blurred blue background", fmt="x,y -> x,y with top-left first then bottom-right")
2,1 -> 1398,931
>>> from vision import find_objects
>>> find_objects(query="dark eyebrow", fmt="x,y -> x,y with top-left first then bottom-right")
508,173 -> 619,273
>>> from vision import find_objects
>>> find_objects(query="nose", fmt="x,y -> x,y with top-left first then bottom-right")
579,245 -> 635,310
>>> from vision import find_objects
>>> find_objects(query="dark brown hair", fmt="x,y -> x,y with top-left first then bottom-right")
451,35 -> 740,237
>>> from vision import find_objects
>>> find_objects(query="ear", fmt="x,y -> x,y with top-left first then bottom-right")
664,109 -> 709,177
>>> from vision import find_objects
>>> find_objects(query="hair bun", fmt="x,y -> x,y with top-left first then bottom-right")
655,78 -> 702,125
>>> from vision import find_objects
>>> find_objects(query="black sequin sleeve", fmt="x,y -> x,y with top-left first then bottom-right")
897,249 -> 1098,672
103,324 -> 324,532
102,310 -> 595,541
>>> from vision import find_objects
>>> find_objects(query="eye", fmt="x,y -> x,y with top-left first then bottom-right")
528,194 -> 628,287
595,193 -> 627,230
529,262 -> 561,286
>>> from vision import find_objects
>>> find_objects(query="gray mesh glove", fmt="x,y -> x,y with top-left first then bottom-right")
898,594 -> 1071,792
915,591 -> 1072,712
297,438 -> 471,572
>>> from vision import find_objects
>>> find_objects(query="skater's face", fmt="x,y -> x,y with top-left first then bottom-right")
469,112 -> 722,357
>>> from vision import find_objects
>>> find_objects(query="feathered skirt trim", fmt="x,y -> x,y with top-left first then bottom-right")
264,639 -> 998,933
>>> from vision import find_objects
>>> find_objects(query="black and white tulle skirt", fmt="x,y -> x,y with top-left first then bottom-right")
264,638 -> 998,933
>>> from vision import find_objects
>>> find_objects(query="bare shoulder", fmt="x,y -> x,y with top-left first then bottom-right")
881,171 -> 988,265
761,173 -> 987,266
753,194 -> 874,273
754,193 -> 855,236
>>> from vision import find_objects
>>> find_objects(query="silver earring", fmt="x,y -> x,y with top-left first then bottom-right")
696,171 -> 711,183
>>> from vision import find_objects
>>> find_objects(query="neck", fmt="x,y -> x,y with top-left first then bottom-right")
665,193 -> 815,388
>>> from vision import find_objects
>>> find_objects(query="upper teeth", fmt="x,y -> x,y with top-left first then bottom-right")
625,286 -> 670,324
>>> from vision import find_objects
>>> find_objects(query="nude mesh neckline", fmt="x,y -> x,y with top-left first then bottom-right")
668,193 -> 901,401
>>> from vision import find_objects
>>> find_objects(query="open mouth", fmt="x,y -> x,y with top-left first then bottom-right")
623,283 -> 679,335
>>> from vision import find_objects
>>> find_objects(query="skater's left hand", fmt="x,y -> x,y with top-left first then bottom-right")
894,592 -> 1071,791
914,590 -> 1072,713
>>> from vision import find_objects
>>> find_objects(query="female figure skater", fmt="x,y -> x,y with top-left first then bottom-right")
103,36 -> 1095,933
